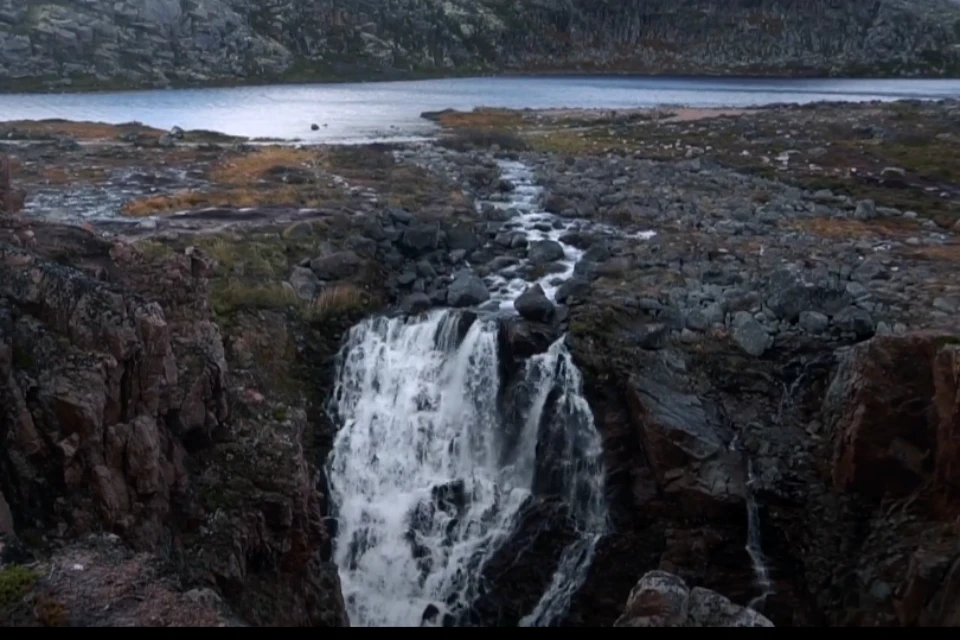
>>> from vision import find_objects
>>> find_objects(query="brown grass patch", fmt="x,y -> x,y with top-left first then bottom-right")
432,108 -> 525,130
39,166 -> 108,184
122,187 -> 304,216
210,147 -> 320,185
2,119 -> 162,141
788,216 -> 920,240
305,283 -> 368,320
902,243 -> 960,263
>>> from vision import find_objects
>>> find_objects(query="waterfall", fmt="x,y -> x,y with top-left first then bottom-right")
326,312 -> 606,627
325,156 -> 651,627
745,459 -> 774,611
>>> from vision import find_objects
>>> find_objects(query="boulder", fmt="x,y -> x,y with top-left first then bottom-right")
624,376 -> 745,514
309,251 -> 365,281
765,267 -> 850,322
497,317 -> 559,366
446,272 -> 490,308
289,266 -> 320,300
399,223 -> 440,256
527,240 -> 565,265
514,284 -> 556,323
401,292 -> 432,315
822,333 -> 949,498
615,571 -> 773,627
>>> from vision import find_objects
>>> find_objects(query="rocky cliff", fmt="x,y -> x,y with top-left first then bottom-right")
0,217 -> 352,626
2,0 -> 960,91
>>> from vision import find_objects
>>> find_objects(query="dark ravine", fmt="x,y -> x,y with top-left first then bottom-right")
2,96 -> 960,627
2,0 -> 960,92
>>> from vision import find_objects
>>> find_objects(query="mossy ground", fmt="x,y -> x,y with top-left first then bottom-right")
437,101 -> 960,228
0,564 -> 39,620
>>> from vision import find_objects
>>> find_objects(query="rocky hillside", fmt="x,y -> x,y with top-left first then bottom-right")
2,0 -> 960,91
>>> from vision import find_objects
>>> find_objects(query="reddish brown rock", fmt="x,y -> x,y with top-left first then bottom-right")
0,227 -> 348,627
934,344 -> 960,515
822,333 -> 948,498
0,155 -> 26,214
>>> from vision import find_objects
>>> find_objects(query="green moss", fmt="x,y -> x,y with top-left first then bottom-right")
0,565 -> 38,609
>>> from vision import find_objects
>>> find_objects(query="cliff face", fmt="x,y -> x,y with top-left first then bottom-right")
1,0 -> 959,91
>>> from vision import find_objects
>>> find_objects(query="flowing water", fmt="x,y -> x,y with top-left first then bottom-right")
325,159 -> 623,627
745,459 -> 774,611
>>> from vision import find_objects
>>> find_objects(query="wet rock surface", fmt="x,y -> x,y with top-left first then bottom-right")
614,571 -> 773,627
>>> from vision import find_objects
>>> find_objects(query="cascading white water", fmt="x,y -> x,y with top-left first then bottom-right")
518,342 -> 608,627
326,156 -> 650,627
326,310 -> 608,627
326,311 -> 521,627
745,460 -> 774,611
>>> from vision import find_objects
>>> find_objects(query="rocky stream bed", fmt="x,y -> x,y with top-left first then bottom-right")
2,99 -> 960,626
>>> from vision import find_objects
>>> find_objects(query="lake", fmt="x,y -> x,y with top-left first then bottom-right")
2,75 -> 960,143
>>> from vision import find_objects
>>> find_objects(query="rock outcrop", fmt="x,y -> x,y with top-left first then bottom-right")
1,0 -> 959,91
0,156 -> 26,214
0,218 -> 349,627
614,571 -> 773,627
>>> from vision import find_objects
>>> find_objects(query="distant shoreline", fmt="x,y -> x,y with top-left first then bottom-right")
4,65 -> 960,97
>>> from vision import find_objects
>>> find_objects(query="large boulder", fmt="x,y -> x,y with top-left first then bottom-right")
624,375 -> 745,514
822,332 -> 948,498
527,240 -> 565,265
614,571 -> 773,627
446,272 -> 490,308
514,284 -> 556,323
765,267 -> 850,323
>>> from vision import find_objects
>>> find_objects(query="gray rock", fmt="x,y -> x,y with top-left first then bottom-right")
634,323 -> 669,350
389,208 -> 413,225
555,277 -> 591,304
854,199 -> 877,220
799,310 -> 830,334
401,292 -> 432,315
514,284 -> 556,323
851,258 -> 889,283
289,266 -> 320,300
833,306 -> 876,339
933,297 -> 959,313
527,240 -> 565,264
446,273 -> 490,308
400,223 -> 440,255
766,267 -> 850,321
309,251 -> 364,281
732,317 -> 772,357
615,571 -> 773,627
446,226 -> 480,253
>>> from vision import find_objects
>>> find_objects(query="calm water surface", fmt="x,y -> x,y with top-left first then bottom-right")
2,75 -> 960,142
